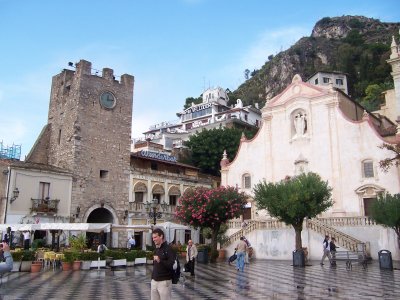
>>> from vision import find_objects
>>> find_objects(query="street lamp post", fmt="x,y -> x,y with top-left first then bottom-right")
144,198 -> 168,225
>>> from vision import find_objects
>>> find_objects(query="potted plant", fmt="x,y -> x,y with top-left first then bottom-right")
17,250 -> 36,272
61,251 -> 74,271
31,261 -> 42,273
79,251 -> 99,270
69,234 -> 86,270
10,250 -> 23,272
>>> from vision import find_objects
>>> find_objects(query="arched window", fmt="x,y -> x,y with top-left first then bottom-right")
242,173 -> 251,189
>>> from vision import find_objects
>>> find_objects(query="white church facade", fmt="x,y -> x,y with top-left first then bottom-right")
221,33 -> 400,261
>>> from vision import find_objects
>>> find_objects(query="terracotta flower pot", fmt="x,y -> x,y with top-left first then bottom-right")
72,261 -> 82,271
218,249 -> 226,259
31,262 -> 42,273
62,262 -> 72,271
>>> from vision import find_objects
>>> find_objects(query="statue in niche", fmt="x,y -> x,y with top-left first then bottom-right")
294,112 -> 307,137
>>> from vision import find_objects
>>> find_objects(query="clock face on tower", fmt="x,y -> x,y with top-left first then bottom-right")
99,91 -> 116,109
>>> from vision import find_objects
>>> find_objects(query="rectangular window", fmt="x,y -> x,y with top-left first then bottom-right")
169,195 -> 177,206
151,162 -> 158,171
336,78 -> 343,85
314,78 -> 318,84
323,77 -> 330,83
363,161 -> 374,178
135,192 -> 144,203
100,170 -> 109,179
39,182 -> 50,199
363,198 -> 376,216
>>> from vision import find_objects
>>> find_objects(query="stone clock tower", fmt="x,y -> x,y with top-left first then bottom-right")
28,59 -> 134,232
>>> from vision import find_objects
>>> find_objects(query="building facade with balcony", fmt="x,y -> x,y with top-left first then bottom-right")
0,160 -> 72,230
128,146 -> 216,247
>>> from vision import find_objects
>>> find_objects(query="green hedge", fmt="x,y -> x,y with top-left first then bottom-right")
11,250 -> 36,261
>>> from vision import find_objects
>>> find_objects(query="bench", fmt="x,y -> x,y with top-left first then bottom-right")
331,250 -> 367,270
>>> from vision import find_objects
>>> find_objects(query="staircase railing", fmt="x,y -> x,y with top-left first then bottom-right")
306,218 -> 366,253
225,218 -> 369,255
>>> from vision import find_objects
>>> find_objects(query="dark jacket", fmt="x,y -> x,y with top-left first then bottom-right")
330,241 -> 337,252
152,241 -> 175,281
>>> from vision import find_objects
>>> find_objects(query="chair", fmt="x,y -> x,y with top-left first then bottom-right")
36,250 -> 45,267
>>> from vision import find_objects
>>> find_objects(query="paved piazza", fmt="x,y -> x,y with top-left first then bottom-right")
0,259 -> 399,299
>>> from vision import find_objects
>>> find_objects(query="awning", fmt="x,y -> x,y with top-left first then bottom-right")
111,224 -> 152,232
0,223 -> 111,233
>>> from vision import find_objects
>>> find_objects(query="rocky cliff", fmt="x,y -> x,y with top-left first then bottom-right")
229,16 -> 400,108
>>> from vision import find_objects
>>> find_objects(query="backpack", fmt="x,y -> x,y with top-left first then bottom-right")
171,253 -> 180,284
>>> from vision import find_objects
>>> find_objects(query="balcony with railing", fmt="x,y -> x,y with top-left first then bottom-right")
31,198 -> 60,214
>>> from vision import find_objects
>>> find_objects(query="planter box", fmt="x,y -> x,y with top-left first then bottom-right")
197,249 -> 209,264
110,259 -> 127,268
90,260 -> 106,268
12,261 -> 21,272
134,257 -> 146,265
20,261 -> 32,272
126,261 -> 135,267
81,261 -> 92,270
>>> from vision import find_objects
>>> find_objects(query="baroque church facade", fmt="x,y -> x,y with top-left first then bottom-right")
221,33 -> 400,261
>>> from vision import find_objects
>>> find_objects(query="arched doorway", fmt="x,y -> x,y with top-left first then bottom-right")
86,208 -> 114,249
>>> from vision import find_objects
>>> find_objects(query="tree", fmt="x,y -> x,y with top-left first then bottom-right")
175,186 -> 247,262
360,84 -> 385,111
184,127 -> 257,176
253,172 -> 333,250
379,142 -> 400,172
370,193 -> 400,249
183,96 -> 202,110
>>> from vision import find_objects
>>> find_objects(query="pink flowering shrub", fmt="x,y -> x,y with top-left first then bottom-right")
175,186 -> 247,261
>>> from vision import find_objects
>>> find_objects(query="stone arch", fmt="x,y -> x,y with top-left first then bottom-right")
152,183 -> 164,194
134,181 -> 147,192
168,185 -> 181,196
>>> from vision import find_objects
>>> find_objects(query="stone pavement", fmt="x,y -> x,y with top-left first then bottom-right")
0,259 -> 399,300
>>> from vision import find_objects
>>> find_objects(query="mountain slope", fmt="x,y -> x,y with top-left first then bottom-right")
228,16 -> 400,109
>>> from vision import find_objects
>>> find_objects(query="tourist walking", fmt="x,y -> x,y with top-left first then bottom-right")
151,228 -> 175,300
186,240 -> 198,276
330,237 -> 338,266
320,235 -> 332,265
235,237 -> 248,272
0,243 -> 13,275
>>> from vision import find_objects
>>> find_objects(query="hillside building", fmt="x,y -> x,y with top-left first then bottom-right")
307,71 -> 349,95
136,87 -> 262,150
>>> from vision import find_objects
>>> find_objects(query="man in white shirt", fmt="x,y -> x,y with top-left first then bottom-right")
128,236 -> 136,250
23,231 -> 30,250
186,240 -> 198,276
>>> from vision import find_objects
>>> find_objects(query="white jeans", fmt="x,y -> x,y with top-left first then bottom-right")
151,279 -> 172,300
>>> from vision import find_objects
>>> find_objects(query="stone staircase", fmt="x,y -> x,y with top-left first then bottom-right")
225,217 -> 370,256
305,218 -> 367,253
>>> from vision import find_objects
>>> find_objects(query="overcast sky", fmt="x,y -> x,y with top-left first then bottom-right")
0,0 -> 399,159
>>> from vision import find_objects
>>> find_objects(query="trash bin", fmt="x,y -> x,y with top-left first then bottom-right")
293,249 -> 305,267
197,249 -> 209,264
378,250 -> 393,270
